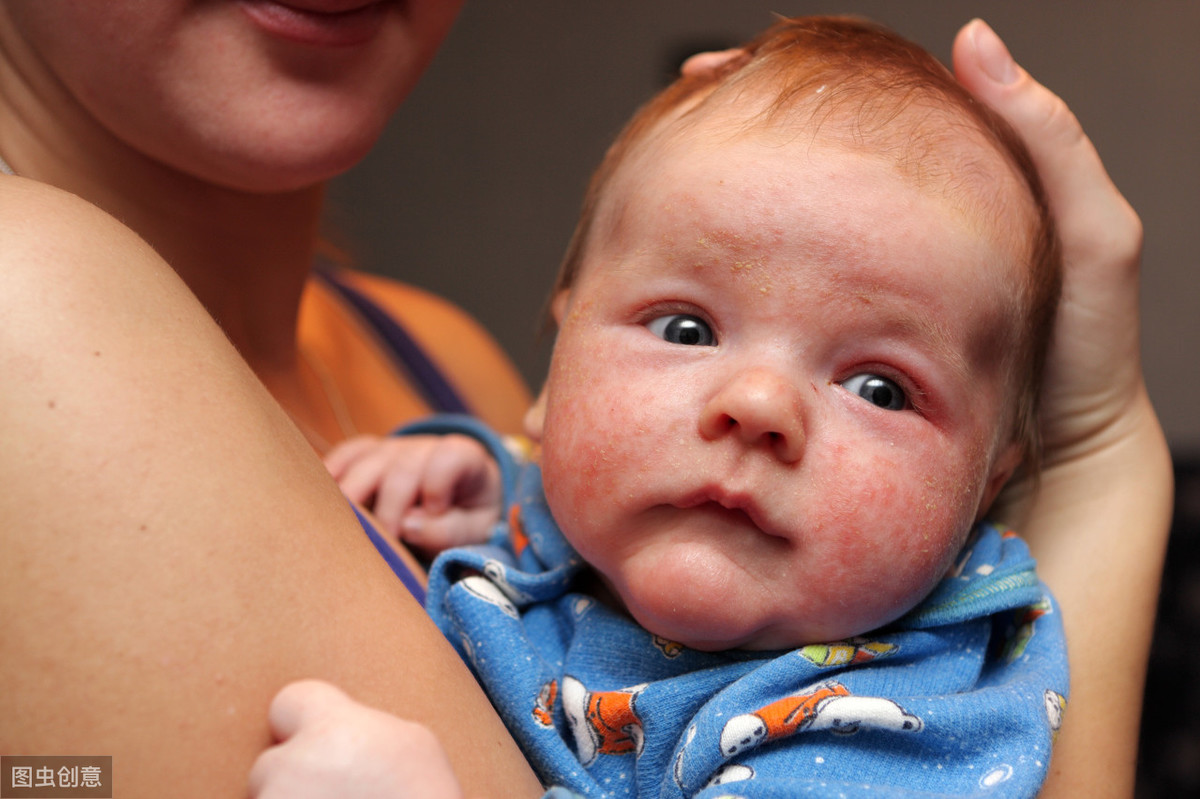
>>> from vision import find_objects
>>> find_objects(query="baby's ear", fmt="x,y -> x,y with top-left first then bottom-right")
549,289 -> 570,325
523,385 -> 548,443
976,442 -> 1023,521
524,290 -> 570,444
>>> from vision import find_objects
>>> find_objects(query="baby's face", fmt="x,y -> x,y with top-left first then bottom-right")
529,121 -> 1028,651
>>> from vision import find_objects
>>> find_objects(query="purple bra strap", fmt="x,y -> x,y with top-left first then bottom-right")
315,267 -> 472,416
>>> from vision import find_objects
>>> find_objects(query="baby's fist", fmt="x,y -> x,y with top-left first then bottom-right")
249,679 -> 464,799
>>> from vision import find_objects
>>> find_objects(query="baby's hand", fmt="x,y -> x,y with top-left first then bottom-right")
249,680 -> 464,799
325,433 -> 502,556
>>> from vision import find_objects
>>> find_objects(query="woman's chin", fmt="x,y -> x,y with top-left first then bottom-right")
168,127 -> 383,194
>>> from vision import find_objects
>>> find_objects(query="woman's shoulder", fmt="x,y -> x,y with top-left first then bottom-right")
0,176 -> 158,266
0,176 -> 173,313
2,174 -> 108,227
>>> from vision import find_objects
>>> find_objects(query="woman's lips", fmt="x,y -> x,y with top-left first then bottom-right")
239,0 -> 392,47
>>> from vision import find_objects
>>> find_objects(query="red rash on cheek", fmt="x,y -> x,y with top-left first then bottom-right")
795,439 -> 974,633
540,341 -> 644,525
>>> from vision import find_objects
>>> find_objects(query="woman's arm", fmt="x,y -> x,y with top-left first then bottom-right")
0,177 -> 542,799
954,20 -> 1173,798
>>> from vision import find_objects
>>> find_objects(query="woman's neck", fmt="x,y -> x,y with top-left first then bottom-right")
115,171 -> 325,371
48,146 -> 345,448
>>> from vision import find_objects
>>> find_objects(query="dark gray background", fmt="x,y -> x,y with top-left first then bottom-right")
329,1 -> 1199,454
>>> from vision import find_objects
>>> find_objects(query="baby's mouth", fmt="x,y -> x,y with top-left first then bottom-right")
675,489 -> 788,541
695,501 -> 758,529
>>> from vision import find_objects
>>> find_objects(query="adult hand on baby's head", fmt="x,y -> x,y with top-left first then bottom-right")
679,47 -> 751,77
249,679 -> 465,799
954,21 -> 1171,799
952,19 -> 1148,466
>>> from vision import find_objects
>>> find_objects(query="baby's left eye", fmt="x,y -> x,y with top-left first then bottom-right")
645,314 -> 716,346
840,373 -> 908,411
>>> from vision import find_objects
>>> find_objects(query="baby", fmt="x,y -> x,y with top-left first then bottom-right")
258,16 -> 1067,799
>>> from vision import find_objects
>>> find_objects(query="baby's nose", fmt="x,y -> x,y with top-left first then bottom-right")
698,368 -> 805,463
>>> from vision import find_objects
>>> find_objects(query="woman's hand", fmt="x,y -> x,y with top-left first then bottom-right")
953,19 -> 1172,799
953,19 -> 1148,470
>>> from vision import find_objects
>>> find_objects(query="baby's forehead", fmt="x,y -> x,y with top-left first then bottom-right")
601,131 -> 1020,288
618,94 -> 1030,239
614,89 -> 1039,279
711,83 -> 1024,202
581,109 -> 1034,364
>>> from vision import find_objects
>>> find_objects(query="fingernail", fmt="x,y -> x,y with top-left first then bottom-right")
971,19 -> 1019,85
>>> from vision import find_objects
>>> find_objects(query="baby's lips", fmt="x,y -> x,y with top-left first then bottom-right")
674,484 -> 792,542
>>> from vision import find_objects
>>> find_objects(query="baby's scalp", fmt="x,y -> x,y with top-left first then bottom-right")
554,15 -> 1060,472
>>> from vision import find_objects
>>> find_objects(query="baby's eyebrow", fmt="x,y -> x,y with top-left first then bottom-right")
890,313 -> 972,383
834,290 -> 975,386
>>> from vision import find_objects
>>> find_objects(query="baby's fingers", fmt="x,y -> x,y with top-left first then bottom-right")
419,435 -> 502,516
371,463 -> 423,539
267,679 -> 350,742
322,435 -> 383,481
336,436 -> 449,508
248,680 -> 352,798
402,506 -> 502,555
251,680 -> 464,799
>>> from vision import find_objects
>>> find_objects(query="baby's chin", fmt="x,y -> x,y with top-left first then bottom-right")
604,549 -> 920,652
616,581 -> 880,653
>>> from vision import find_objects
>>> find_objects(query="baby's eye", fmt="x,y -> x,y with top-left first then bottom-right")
841,373 -> 908,411
646,314 -> 716,346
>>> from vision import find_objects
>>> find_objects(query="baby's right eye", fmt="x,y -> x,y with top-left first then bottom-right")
840,373 -> 908,411
646,314 -> 716,346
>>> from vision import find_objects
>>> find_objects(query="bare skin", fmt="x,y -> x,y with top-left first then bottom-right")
0,178 -> 542,799
676,26 -> 1171,796
0,4 -> 527,796
263,21 -> 1171,799
0,0 -> 529,449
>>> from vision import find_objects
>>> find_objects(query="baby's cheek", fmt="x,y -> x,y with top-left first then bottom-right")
541,363 -> 664,527
804,445 -> 972,631
806,522 -> 956,636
